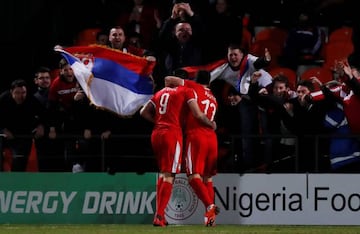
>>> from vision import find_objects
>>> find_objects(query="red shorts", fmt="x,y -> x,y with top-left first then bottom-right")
151,128 -> 183,174
184,129 -> 218,177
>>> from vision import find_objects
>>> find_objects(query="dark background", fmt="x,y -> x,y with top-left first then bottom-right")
0,0 -> 354,93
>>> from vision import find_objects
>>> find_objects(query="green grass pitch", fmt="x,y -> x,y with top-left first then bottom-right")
1,225 -> 360,234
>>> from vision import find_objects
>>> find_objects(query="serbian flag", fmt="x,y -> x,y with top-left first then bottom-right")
181,56 -> 272,94
55,45 -> 156,117
181,59 -> 228,80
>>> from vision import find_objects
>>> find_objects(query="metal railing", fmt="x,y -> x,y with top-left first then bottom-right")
0,133 -> 359,173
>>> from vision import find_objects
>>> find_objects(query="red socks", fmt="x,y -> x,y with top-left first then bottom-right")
157,181 -> 172,216
189,177 -> 212,208
156,176 -> 163,210
205,181 -> 215,203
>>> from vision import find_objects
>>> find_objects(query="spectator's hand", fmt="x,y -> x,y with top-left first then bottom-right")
154,9 -> 162,28
49,127 -> 57,139
171,4 -> 180,19
334,60 -> 345,76
179,3 -> 194,17
34,125 -> 44,139
3,128 -> 14,140
84,129 -> 91,139
101,130 -> 111,140
283,102 -> 294,115
299,94 -> 312,106
146,55 -> 156,62
54,45 -> 63,50
287,90 -> 297,99
74,90 -> 86,101
251,71 -> 262,83
343,60 -> 354,79
264,48 -> 271,62
310,76 -> 322,87
258,88 -> 268,95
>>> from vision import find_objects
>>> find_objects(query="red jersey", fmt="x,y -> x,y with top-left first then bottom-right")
149,86 -> 196,173
183,80 -> 218,133
48,76 -> 78,110
150,86 -> 195,131
183,80 -> 218,177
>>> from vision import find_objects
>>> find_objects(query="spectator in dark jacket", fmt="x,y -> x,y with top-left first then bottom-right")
0,79 -> 45,171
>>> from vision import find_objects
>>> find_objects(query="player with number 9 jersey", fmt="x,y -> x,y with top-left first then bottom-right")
149,86 -> 195,174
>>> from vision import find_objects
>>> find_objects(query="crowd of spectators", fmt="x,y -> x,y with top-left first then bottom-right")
1,0 -> 358,174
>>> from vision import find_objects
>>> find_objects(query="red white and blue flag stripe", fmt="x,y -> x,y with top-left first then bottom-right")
55,45 -> 155,117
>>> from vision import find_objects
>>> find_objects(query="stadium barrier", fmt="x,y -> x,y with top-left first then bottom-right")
0,173 -> 360,225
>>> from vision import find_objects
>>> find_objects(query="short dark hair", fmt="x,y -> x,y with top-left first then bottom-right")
228,43 -> 247,54
297,79 -> 314,91
10,79 -> 27,90
273,74 -> 289,87
195,70 -> 210,85
35,66 -> 51,78
172,68 -> 189,79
